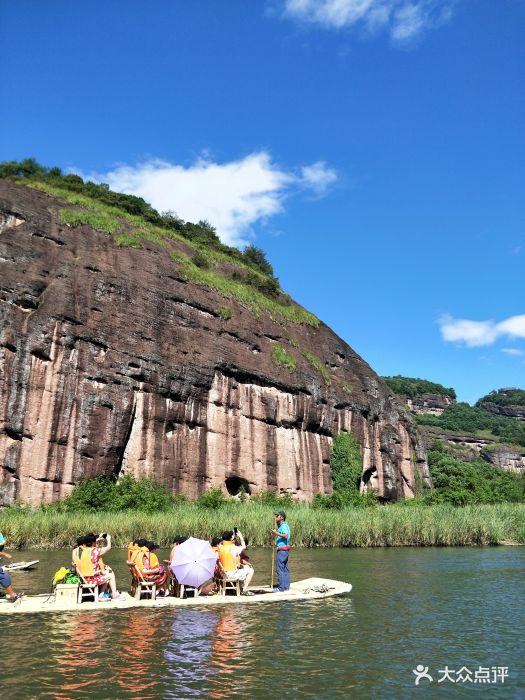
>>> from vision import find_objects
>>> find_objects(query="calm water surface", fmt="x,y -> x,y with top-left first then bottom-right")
2,547 -> 524,699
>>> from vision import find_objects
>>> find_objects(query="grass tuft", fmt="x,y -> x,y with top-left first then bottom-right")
115,233 -> 142,248
271,344 -> 297,370
302,350 -> 331,384
59,208 -> 121,234
216,306 -> 233,320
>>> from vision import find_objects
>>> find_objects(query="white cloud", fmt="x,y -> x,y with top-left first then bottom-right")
440,314 -> 525,348
502,348 -> 525,357
279,0 -> 455,44
87,152 -> 337,247
301,160 -> 337,194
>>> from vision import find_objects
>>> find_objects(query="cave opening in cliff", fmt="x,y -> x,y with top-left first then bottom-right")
225,476 -> 251,496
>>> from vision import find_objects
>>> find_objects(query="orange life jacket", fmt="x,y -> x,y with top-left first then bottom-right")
218,541 -> 239,572
76,547 -> 96,577
149,552 -> 160,569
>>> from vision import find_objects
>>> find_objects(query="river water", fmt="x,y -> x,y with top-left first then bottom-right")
2,547 -> 523,699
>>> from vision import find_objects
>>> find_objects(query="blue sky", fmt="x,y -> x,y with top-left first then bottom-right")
1,1 -> 523,403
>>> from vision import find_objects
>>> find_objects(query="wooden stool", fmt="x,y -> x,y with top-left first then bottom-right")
78,580 -> 99,603
128,562 -> 157,600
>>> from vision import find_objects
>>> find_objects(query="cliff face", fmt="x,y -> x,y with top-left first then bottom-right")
0,181 -> 429,506
479,401 -> 525,422
406,394 -> 454,416
480,445 -> 525,474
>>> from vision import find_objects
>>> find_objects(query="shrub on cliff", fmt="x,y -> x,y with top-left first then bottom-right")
196,486 -> 227,509
311,432 -> 370,508
330,432 -> 362,493
60,475 -> 182,513
242,245 -> 275,277
250,491 -> 295,508
312,491 -> 376,509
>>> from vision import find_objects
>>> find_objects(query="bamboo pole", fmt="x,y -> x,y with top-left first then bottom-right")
271,526 -> 275,591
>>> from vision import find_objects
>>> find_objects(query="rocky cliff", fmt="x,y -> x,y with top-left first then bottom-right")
480,445 -> 525,474
478,401 -> 525,422
406,394 -> 454,416
0,180 -> 429,506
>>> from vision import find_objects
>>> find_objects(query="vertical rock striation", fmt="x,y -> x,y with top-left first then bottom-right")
0,181 -> 429,505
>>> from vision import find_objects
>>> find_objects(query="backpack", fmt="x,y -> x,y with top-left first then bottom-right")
52,566 -> 71,587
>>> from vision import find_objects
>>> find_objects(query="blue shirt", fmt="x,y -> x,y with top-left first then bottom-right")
276,522 -> 291,547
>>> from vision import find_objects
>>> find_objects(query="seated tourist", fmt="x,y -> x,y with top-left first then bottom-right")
72,535 -> 87,566
210,536 -> 223,580
218,530 -> 254,595
169,535 -> 188,562
127,538 -> 141,563
73,532 -> 125,601
0,533 -> 21,603
135,541 -> 169,595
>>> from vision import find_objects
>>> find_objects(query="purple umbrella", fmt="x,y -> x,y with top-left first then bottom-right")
170,537 -> 218,588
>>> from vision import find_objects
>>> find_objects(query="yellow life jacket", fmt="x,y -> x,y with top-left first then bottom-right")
127,542 -> 138,563
72,546 -> 83,570
149,552 -> 160,569
134,546 -> 149,572
76,547 -> 96,577
218,541 -> 239,572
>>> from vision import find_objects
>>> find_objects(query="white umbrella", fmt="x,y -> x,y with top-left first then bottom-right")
170,537 -> 218,588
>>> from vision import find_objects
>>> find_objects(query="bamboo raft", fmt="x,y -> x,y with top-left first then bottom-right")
4,560 -> 39,572
0,577 -> 351,615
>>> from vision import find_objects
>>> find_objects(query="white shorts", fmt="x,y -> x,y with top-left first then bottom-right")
224,569 -> 248,581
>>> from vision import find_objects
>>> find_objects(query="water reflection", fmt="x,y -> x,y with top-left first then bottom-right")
209,608 -> 246,699
51,613 -> 108,698
163,608 -> 220,698
114,610 -> 168,698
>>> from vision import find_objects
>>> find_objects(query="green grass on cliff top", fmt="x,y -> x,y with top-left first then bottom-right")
22,179 -> 319,327
382,375 -> 457,400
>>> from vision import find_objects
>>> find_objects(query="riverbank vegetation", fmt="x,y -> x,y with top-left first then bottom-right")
1,503 -> 523,549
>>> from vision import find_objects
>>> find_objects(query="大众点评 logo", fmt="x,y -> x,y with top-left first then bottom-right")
412,665 -> 509,686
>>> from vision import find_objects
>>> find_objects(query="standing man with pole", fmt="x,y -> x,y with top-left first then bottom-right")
271,511 -> 291,592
